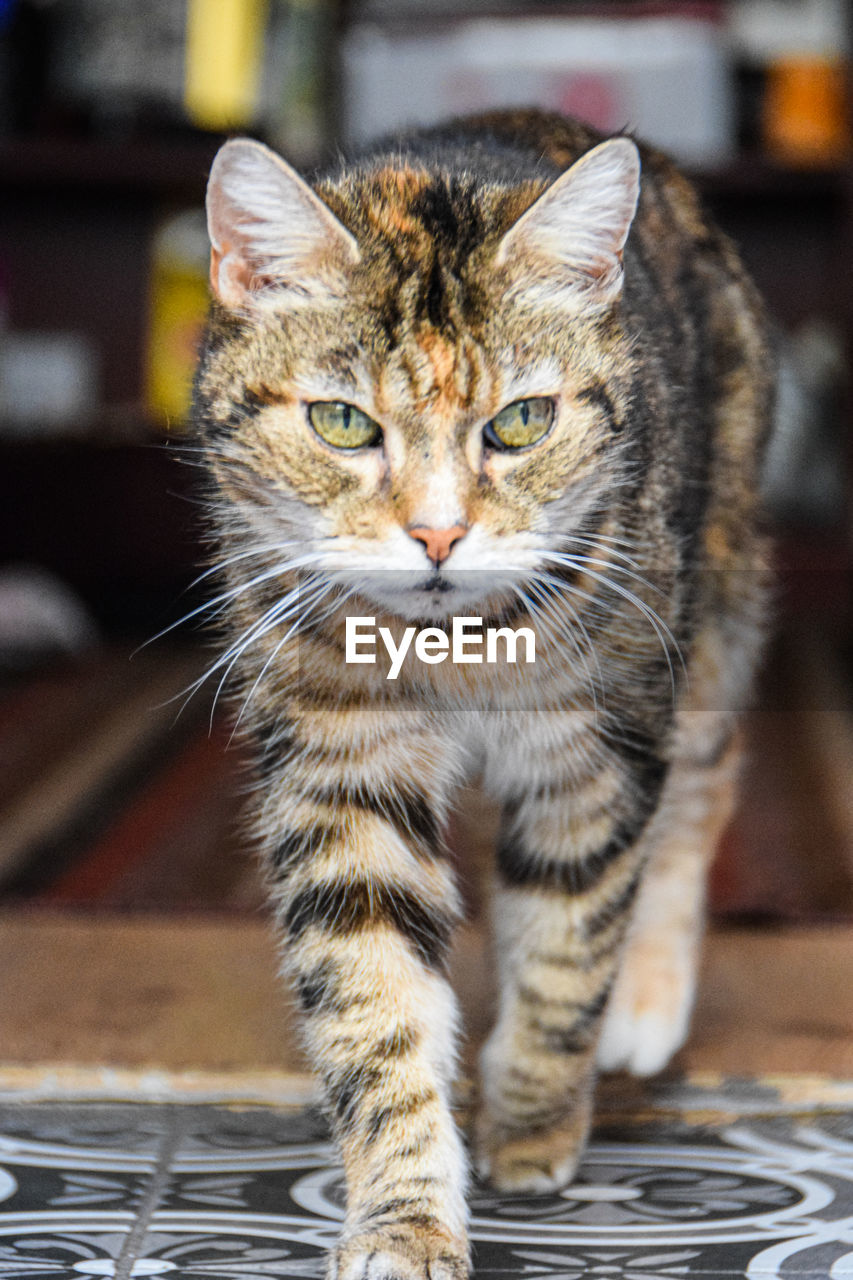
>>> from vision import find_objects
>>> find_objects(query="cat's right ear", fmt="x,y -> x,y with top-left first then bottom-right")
496,137 -> 640,311
206,139 -> 360,312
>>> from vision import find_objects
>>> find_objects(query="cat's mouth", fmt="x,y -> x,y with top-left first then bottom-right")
421,573 -> 456,594
347,568 -> 519,625
371,575 -> 462,623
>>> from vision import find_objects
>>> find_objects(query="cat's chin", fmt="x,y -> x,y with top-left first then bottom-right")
362,594 -> 521,628
359,586 -> 472,625
351,573 -> 518,626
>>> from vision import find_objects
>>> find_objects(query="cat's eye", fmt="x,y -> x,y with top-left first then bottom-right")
308,401 -> 382,449
484,397 -> 555,450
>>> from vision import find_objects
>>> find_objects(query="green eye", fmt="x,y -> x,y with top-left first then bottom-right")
484,397 -> 555,450
308,401 -> 382,449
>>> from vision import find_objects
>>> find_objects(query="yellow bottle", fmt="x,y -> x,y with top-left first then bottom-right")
145,211 -> 210,429
185,0 -> 269,131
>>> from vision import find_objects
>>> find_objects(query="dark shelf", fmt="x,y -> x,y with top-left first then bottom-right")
1,132 -> 847,202
0,408 -> 176,447
0,133 -> 225,199
0,432 -> 205,631
690,153 -> 847,202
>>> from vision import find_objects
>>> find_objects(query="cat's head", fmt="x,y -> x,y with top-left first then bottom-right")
197,133 -> 640,623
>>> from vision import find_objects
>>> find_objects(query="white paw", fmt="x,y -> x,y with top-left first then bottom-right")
331,1225 -> 468,1280
597,1006 -> 691,1076
596,948 -> 695,1076
334,1247 -> 461,1280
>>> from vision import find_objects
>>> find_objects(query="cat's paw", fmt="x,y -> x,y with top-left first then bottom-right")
475,1107 -> 590,1194
330,1224 -> 468,1280
596,940 -> 695,1076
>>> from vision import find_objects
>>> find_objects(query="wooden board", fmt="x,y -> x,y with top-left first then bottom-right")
1,911 -> 852,1080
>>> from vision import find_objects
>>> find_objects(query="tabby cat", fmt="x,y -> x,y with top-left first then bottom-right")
193,109 -> 773,1280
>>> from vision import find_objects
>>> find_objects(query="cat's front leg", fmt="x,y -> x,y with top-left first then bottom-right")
476,747 -> 667,1193
264,743 -> 469,1280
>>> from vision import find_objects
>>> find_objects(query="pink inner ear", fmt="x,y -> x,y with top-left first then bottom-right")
210,241 -> 258,309
209,245 -> 224,294
585,250 -> 621,281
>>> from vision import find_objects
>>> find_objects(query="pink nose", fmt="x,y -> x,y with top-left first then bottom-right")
408,524 -> 468,567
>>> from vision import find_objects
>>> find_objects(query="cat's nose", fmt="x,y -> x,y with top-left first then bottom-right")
408,524 -> 468,567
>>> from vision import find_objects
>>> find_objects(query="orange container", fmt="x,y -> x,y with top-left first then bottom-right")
763,55 -> 851,166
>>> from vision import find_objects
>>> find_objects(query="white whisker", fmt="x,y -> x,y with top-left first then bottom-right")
519,579 -> 603,722
207,577 -> 333,728
173,579 -> 313,723
553,530 -> 645,570
188,540 -> 309,590
542,548 -> 667,600
536,563 -> 685,701
230,580 -> 357,736
141,549 -> 327,653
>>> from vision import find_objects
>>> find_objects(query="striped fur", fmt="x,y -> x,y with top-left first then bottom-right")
193,110 -> 773,1280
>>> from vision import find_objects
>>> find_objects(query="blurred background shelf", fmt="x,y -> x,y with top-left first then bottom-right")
0,134 -> 223,194
0,408 -> 171,443
0,434 -> 200,633
2,134 -> 847,200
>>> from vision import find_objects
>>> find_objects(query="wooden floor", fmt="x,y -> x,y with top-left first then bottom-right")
1,910 -> 852,1087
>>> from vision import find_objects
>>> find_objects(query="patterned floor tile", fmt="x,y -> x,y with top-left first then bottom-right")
2,1088 -> 853,1277
79,1227 -> 329,1278
0,1229 -> 138,1277
0,1102 -> 174,1155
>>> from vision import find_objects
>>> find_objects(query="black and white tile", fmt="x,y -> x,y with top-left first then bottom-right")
2,1087 -> 853,1277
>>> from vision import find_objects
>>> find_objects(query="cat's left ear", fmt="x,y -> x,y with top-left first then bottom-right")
496,137 -> 640,310
206,138 -> 360,312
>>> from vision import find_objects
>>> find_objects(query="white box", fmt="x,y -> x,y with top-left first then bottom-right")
342,15 -> 734,167
0,332 -> 99,433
